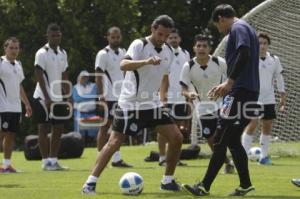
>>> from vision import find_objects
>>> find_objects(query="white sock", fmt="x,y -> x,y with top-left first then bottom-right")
159,156 -> 166,163
49,157 -> 58,165
112,151 -> 121,163
161,175 -> 174,184
242,133 -> 253,154
260,134 -> 271,158
3,159 -> 11,168
86,175 -> 98,184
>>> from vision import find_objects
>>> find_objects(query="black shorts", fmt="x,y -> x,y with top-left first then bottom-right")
167,103 -> 189,120
218,89 -> 259,131
259,104 -> 276,120
97,101 -> 117,120
0,112 -> 21,133
200,113 -> 218,139
112,107 -> 174,136
32,98 -> 71,124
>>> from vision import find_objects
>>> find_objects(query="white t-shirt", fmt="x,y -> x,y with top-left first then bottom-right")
95,46 -> 126,101
167,47 -> 190,104
258,52 -> 285,104
33,43 -> 68,102
118,37 -> 173,110
0,56 -> 25,112
180,56 -> 227,116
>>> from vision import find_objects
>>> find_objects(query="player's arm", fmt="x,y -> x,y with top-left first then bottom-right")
62,69 -> 71,103
274,57 -> 286,111
179,62 -> 198,100
95,67 -> 105,101
35,66 -> 52,107
120,56 -> 161,71
159,74 -> 169,106
20,84 -> 32,117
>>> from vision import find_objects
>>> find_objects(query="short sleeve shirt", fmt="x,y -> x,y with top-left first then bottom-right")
33,43 -> 68,102
0,56 -> 25,112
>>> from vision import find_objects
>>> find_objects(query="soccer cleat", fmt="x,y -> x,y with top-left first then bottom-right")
44,162 -> 69,171
42,162 -> 52,171
224,162 -> 235,174
160,180 -> 181,191
159,160 -> 166,166
111,160 -> 133,168
0,165 -> 17,173
229,186 -> 255,196
182,182 -> 209,196
291,179 -> 300,187
82,182 -> 96,195
159,160 -> 187,167
258,156 -> 273,165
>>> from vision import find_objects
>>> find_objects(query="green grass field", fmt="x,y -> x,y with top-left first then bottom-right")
0,142 -> 299,199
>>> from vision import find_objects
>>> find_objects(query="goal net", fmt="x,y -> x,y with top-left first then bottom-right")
213,0 -> 300,141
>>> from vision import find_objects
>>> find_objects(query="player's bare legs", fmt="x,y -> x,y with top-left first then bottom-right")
92,131 -> 126,177
96,120 -> 112,151
156,124 -> 183,176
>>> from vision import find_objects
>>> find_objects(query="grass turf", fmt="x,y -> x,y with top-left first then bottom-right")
0,142 -> 299,199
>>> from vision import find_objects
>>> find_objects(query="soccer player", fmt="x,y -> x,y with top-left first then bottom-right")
242,32 -> 286,165
182,4 -> 259,196
180,34 -> 235,174
291,179 -> 300,187
0,37 -> 32,173
95,26 -> 132,167
156,28 -> 190,166
33,23 -> 70,171
82,15 -> 183,194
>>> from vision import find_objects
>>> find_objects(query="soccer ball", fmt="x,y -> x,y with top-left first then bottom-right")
248,147 -> 262,161
119,172 -> 144,195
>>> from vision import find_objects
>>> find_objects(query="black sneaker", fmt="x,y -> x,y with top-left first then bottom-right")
291,179 -> 300,187
182,182 -> 209,196
160,180 -> 181,191
81,182 -> 96,195
111,160 -> 133,168
159,160 -> 166,166
177,161 -> 187,166
229,186 -> 255,196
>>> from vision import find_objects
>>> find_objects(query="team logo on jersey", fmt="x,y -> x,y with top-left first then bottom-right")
203,127 -> 210,135
129,123 -> 138,132
2,122 -> 8,129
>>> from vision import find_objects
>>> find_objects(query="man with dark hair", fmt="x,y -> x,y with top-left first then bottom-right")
82,15 -> 183,194
180,34 -> 235,174
33,23 -> 71,171
183,4 -> 259,196
0,37 -> 32,173
242,32 -> 286,165
95,26 -> 131,167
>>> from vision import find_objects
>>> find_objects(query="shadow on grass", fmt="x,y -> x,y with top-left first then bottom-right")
98,191 -> 187,198
0,184 -> 25,188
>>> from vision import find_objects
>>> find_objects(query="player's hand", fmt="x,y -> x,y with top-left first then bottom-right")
146,56 -> 161,65
208,79 -> 234,100
186,92 -> 199,100
45,97 -> 53,109
25,105 -> 32,117
279,97 -> 286,112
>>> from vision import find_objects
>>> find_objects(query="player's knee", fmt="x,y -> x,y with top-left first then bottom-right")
169,131 -> 183,146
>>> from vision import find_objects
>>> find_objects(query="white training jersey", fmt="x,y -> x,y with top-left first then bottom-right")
33,43 -> 68,102
95,46 -> 126,101
180,55 -> 227,116
118,37 -> 173,110
167,46 -> 190,104
0,56 -> 25,112
258,52 -> 285,105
